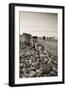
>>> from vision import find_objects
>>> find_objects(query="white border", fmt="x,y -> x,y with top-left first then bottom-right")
15,6 -> 62,84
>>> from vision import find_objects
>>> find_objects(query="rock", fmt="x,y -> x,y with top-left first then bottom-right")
20,52 -> 25,57
30,66 -> 36,71
52,65 -> 58,73
26,68 -> 30,73
29,71 -> 36,77
32,56 -> 37,62
36,69 -> 42,74
43,50 -> 49,55
36,54 -> 40,58
42,63 -> 52,74
36,69 -> 40,73
44,57 -> 49,63
25,51 -> 32,56
25,61 -> 30,68
20,63 -> 24,68
52,60 -> 57,66
20,69 -> 23,74
47,58 -> 52,64
29,59 -> 32,64
20,58 -> 24,63
31,50 -> 35,55
38,45 -> 42,52
48,71 -> 57,76
22,68 -> 26,73
31,62 -> 38,68
22,75 -> 27,78
40,54 -> 44,61
36,68 -> 43,77
24,56 -> 30,60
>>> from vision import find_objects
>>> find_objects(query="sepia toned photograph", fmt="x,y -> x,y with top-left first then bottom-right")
9,3 -> 64,86
19,12 -> 58,78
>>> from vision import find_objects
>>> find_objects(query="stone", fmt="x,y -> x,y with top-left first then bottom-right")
22,75 -> 27,78
42,63 -> 52,74
36,68 -> 43,77
30,66 -> 36,71
47,58 -> 52,64
25,51 -> 32,56
19,63 -> 24,68
29,71 -> 36,77
48,71 -> 57,76
20,52 -> 25,57
31,62 -> 38,68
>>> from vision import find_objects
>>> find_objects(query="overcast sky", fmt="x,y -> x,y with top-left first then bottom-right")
20,12 -> 58,38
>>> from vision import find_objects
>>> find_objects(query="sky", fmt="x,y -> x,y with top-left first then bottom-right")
19,11 -> 58,38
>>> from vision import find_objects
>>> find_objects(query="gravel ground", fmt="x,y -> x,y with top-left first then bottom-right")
19,40 -> 58,78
